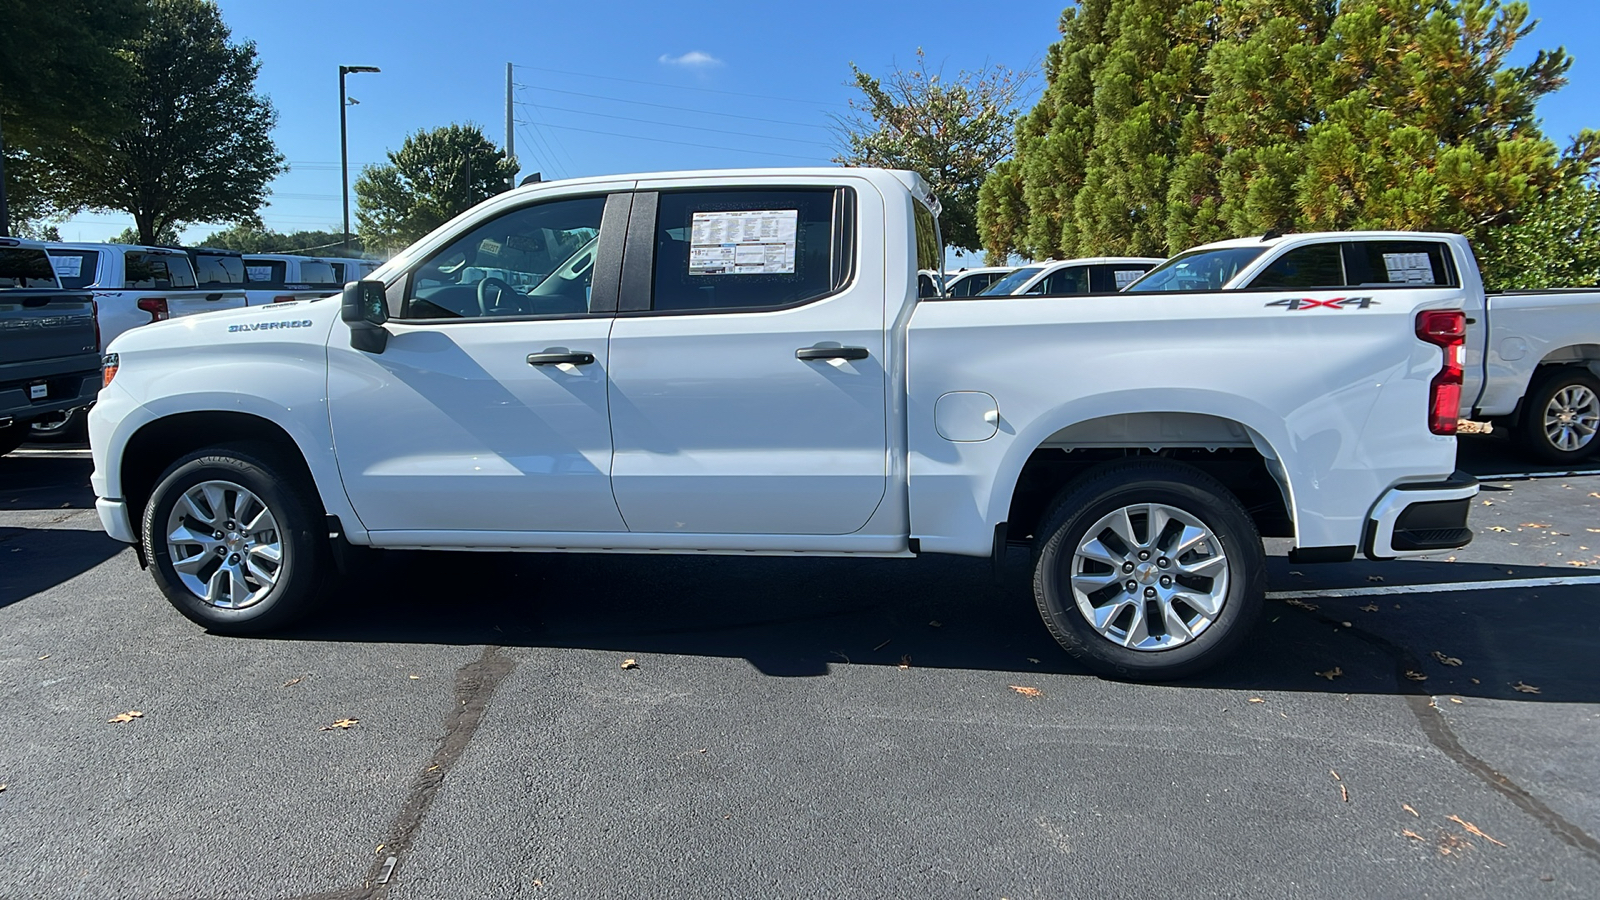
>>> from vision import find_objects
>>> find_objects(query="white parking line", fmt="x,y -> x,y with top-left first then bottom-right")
1269,575 -> 1600,600
1476,469 -> 1600,481
7,449 -> 92,459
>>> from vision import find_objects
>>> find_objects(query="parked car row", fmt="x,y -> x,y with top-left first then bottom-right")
0,238 -> 105,455
0,237 -> 383,448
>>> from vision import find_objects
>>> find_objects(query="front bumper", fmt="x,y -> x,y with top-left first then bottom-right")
1364,470 -> 1478,560
96,498 -> 136,544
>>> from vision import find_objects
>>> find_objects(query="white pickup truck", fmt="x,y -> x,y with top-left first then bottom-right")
46,242 -> 248,349
88,168 -> 1476,679
1131,232 -> 1600,464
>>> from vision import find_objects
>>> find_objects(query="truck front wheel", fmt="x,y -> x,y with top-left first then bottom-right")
141,447 -> 327,634
1032,460 -> 1265,681
1516,367 -> 1600,464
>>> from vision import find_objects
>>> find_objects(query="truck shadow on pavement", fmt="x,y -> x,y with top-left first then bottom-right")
282,548 -> 1598,705
0,453 -> 98,511
0,527 -> 128,611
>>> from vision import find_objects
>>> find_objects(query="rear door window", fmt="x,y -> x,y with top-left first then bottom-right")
648,188 -> 850,313
193,254 -> 247,287
1247,244 -> 1346,289
245,260 -> 287,285
47,250 -> 99,289
1343,240 -> 1457,287
1036,265 -> 1089,295
1090,264 -> 1155,292
298,260 -> 338,285
124,252 -> 197,289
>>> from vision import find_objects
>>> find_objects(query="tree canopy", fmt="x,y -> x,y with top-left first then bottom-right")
50,0 -> 285,244
979,0 -> 1600,286
0,0 -> 148,231
354,123 -> 517,252
195,224 -> 369,257
834,50 -> 1030,253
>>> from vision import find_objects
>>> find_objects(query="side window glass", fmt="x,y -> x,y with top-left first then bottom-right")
1046,266 -> 1089,295
401,195 -> 606,320
1091,264 -> 1153,292
1248,244 -> 1345,289
245,260 -> 286,284
1343,241 -> 1457,287
47,251 -> 99,289
651,188 -> 846,312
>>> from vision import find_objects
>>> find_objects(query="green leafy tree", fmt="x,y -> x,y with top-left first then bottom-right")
834,50 -> 1031,253
109,223 -> 182,245
0,0 -> 148,232
354,124 -> 517,252
196,224 -> 365,256
51,0 -> 285,245
981,0 -> 1600,273
1478,179 -> 1600,289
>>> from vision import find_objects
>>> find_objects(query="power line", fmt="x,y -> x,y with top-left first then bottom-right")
516,95 -> 584,178
523,84 -> 833,131
511,62 -> 845,108
513,100 -> 834,148
533,122 -> 829,162
515,121 -> 567,180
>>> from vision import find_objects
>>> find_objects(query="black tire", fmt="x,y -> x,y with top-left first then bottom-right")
1515,367 -> 1600,465
1032,459 -> 1265,681
0,424 -> 26,458
141,445 -> 327,634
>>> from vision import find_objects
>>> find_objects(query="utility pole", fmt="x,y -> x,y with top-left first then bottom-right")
505,63 -> 517,191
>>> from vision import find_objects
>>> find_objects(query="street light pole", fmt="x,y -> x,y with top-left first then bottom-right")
339,65 -> 380,253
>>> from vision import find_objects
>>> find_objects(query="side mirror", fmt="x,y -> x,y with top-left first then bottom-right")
341,280 -> 388,353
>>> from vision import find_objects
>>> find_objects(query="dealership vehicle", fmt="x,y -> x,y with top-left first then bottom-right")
326,256 -> 382,283
241,253 -> 343,305
1128,233 -> 1600,463
943,266 -> 1014,297
981,257 -> 1163,296
45,242 -> 247,350
89,168 -> 1475,679
0,239 -> 101,456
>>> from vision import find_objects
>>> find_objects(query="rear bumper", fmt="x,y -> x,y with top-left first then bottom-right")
1364,470 -> 1478,560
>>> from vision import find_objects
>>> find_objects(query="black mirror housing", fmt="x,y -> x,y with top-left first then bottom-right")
342,280 -> 389,353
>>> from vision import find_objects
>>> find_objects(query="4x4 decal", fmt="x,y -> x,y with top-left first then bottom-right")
1266,296 -> 1379,311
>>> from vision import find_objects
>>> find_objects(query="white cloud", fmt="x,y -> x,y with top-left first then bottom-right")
658,50 -> 723,68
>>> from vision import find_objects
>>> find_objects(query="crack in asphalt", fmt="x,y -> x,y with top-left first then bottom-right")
287,645 -> 518,900
1287,602 -> 1600,863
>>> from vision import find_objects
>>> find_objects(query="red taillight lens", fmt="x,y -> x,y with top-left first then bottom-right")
137,297 -> 169,322
102,353 -> 119,388
1415,309 -> 1466,435
272,295 -> 296,304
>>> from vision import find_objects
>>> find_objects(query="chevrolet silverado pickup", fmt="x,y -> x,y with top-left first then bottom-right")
0,238 -> 101,457
87,168 -> 1476,679
1129,232 -> 1600,463
46,242 -> 248,350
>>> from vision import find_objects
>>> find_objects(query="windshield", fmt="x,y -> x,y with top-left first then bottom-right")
980,266 -> 1044,296
1124,247 -> 1266,292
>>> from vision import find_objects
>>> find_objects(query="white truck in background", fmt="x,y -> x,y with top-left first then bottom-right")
1128,233 -> 1600,463
89,167 -> 1476,680
982,257 -> 1164,296
46,243 -> 249,350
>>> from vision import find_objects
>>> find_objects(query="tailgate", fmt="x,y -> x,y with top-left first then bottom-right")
0,290 -> 98,366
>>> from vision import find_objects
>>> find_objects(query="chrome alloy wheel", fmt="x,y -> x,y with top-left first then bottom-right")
165,480 -> 284,609
1544,384 -> 1600,452
1068,503 -> 1229,651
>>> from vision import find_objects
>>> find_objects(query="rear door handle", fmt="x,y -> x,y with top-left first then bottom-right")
527,351 -> 596,366
796,346 -> 869,361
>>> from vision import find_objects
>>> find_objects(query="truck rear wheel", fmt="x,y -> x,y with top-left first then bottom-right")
1032,460 -> 1264,681
1516,367 -> 1600,464
141,446 -> 327,634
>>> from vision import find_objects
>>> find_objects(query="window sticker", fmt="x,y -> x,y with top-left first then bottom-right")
246,265 -> 274,282
1113,269 -> 1143,289
49,254 -> 83,278
1382,252 -> 1434,284
689,209 -> 797,275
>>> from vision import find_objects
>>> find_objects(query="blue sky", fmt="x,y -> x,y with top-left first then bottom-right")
56,0 -> 1600,258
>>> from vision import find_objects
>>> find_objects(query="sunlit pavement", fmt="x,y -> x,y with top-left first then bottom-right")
1,432 -> 1596,899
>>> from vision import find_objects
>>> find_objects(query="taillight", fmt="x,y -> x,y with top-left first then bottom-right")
1416,309 -> 1466,435
272,295 -> 296,304
137,297 -> 169,322
102,353 -> 119,388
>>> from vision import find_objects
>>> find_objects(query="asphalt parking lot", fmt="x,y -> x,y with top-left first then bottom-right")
2,432 -> 1598,899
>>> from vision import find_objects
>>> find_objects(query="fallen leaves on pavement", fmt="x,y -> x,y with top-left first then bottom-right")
1430,651 -> 1462,666
1315,667 -> 1343,680
1567,560 -> 1590,567
1404,670 -> 1428,681
899,655 -> 912,669
1247,697 -> 1265,703
1447,814 -> 1506,847
927,620 -> 942,628
1403,829 -> 1425,841
1402,803 -> 1419,817
620,658 -> 638,670
1521,523 -> 1552,528
320,718 -> 359,731
1367,575 -> 1384,582
1487,526 -> 1510,532
1360,603 -> 1379,612
107,711 -> 143,724
1285,599 -> 1319,611
1512,682 -> 1541,694
1009,685 -> 1042,698
282,677 -> 302,688
1330,770 -> 1349,802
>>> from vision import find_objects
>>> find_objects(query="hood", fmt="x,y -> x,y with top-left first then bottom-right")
106,297 -> 340,355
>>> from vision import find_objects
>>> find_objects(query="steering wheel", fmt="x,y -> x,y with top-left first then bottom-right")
476,277 -> 516,317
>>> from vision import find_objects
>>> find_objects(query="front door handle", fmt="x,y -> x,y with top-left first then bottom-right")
796,346 -> 869,361
527,351 -> 596,366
